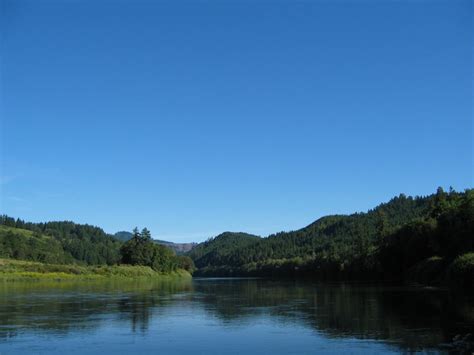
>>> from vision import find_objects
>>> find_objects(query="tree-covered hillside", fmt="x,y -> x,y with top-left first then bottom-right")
0,217 -> 122,265
187,232 -> 260,268
188,193 -> 434,271
188,188 -> 473,289
0,218 -> 195,273
0,225 -> 74,264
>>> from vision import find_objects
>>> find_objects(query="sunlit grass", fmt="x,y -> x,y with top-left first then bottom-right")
0,258 -> 191,282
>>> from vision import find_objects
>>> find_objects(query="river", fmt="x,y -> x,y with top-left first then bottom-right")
0,278 -> 472,354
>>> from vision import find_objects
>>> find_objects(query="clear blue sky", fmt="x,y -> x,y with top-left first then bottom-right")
0,0 -> 472,242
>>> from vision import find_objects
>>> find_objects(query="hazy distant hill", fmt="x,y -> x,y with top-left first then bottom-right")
113,231 -> 196,254
154,240 -> 197,254
114,231 -> 133,242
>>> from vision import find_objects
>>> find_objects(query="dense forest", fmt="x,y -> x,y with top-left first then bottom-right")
188,188 -> 473,290
0,218 -> 195,273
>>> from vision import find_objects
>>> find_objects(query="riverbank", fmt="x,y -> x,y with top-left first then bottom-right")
0,258 -> 191,281
193,252 -> 474,295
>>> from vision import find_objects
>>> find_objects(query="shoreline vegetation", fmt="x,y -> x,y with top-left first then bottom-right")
0,258 -> 191,282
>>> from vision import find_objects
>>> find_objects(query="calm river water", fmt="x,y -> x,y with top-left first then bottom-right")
0,278 -> 473,354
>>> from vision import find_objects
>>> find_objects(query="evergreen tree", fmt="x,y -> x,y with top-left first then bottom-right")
120,227 -> 177,272
141,228 -> 151,241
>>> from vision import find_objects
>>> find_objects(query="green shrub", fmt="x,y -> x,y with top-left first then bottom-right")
447,253 -> 474,290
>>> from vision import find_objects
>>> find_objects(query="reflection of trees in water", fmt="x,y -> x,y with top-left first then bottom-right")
0,280 -> 193,339
192,279 -> 474,351
0,279 -> 472,352
117,295 -> 153,334
115,281 -> 193,333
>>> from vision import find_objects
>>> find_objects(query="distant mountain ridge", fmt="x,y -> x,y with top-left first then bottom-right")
113,231 -> 196,254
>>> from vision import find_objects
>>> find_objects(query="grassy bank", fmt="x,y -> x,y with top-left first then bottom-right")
0,258 -> 191,281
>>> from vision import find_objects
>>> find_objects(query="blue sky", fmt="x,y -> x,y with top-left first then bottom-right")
1,0 -> 472,242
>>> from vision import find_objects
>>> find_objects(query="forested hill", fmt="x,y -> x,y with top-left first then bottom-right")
0,216 -> 197,266
188,193 -> 435,270
188,232 -> 260,268
0,218 -> 121,265
0,219 -> 196,274
188,188 -> 473,290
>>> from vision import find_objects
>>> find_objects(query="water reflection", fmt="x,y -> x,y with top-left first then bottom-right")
193,279 -> 474,351
0,280 -> 193,337
0,279 -> 472,354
